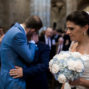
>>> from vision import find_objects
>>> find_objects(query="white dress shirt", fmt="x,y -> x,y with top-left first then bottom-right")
45,35 -> 51,48
57,44 -> 63,54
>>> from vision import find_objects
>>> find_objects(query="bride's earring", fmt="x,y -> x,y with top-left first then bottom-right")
83,32 -> 86,36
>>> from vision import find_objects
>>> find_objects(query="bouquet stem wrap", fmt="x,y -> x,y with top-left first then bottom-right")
64,82 -> 71,89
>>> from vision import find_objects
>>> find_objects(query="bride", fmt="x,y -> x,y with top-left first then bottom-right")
61,11 -> 89,89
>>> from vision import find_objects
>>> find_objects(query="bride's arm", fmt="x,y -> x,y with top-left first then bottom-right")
70,78 -> 89,88
79,78 -> 89,88
61,84 -> 64,89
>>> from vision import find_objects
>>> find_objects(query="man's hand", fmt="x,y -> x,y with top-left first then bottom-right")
9,66 -> 23,78
31,33 -> 39,43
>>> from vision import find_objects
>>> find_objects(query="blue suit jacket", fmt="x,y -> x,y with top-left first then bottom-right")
23,42 -> 50,89
0,23 -> 37,89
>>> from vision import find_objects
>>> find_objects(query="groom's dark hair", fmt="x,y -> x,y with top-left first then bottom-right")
25,16 -> 43,31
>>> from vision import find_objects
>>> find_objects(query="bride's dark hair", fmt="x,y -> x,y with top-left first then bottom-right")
66,11 -> 89,36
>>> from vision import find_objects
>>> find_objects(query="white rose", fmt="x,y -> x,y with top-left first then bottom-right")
53,52 -> 70,61
67,60 -> 76,71
58,74 -> 66,83
62,54 -> 70,59
53,54 -> 59,58
53,54 -> 62,60
49,66 -> 52,72
71,52 -> 81,58
49,60 -> 54,72
61,52 -> 70,59
74,60 -> 84,72
58,55 -> 64,60
49,59 -> 53,66
56,54 -> 69,60
51,64 -> 60,73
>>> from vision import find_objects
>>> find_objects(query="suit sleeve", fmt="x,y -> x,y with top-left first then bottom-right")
0,48 -> 1,68
23,44 -> 50,79
12,32 -> 37,63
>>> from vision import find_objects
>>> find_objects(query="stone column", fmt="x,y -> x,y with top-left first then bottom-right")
30,0 -> 51,27
66,0 -> 78,16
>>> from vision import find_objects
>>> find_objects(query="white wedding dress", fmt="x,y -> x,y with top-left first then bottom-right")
76,54 -> 89,89
69,41 -> 89,89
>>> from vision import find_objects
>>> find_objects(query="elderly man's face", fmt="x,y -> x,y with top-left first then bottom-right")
58,37 -> 64,45
45,28 -> 53,37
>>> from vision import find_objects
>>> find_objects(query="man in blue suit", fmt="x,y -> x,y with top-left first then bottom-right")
9,33 -> 50,89
0,16 -> 43,89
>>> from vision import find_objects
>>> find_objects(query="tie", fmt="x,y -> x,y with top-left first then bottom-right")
48,38 -> 51,49
58,45 -> 62,54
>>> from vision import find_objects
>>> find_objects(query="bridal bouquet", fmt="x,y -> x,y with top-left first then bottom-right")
49,51 -> 85,89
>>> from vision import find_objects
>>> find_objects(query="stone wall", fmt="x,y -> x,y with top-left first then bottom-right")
0,0 -> 89,31
78,0 -> 89,10
0,0 -> 30,30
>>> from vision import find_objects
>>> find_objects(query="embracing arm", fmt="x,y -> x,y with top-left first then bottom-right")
10,44 -> 50,79
23,44 -> 50,79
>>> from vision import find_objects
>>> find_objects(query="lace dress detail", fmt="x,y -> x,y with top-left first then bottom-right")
69,41 -> 89,89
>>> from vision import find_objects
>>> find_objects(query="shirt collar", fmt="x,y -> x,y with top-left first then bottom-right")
20,24 -> 26,34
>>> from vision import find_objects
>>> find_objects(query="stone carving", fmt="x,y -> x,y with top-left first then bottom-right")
51,0 -> 66,29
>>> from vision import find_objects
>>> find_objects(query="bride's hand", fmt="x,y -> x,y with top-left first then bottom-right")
61,84 -> 64,89
69,78 -> 83,86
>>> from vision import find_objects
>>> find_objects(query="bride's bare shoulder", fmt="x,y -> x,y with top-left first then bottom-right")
69,41 -> 78,52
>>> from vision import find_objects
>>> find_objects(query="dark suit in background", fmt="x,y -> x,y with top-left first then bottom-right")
39,35 -> 56,59
63,34 -> 71,51
23,41 -> 50,89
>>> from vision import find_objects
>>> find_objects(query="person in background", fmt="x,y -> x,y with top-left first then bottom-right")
63,31 -> 71,51
39,27 -> 56,59
55,29 -> 63,42
39,27 -> 53,49
56,37 -> 64,54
